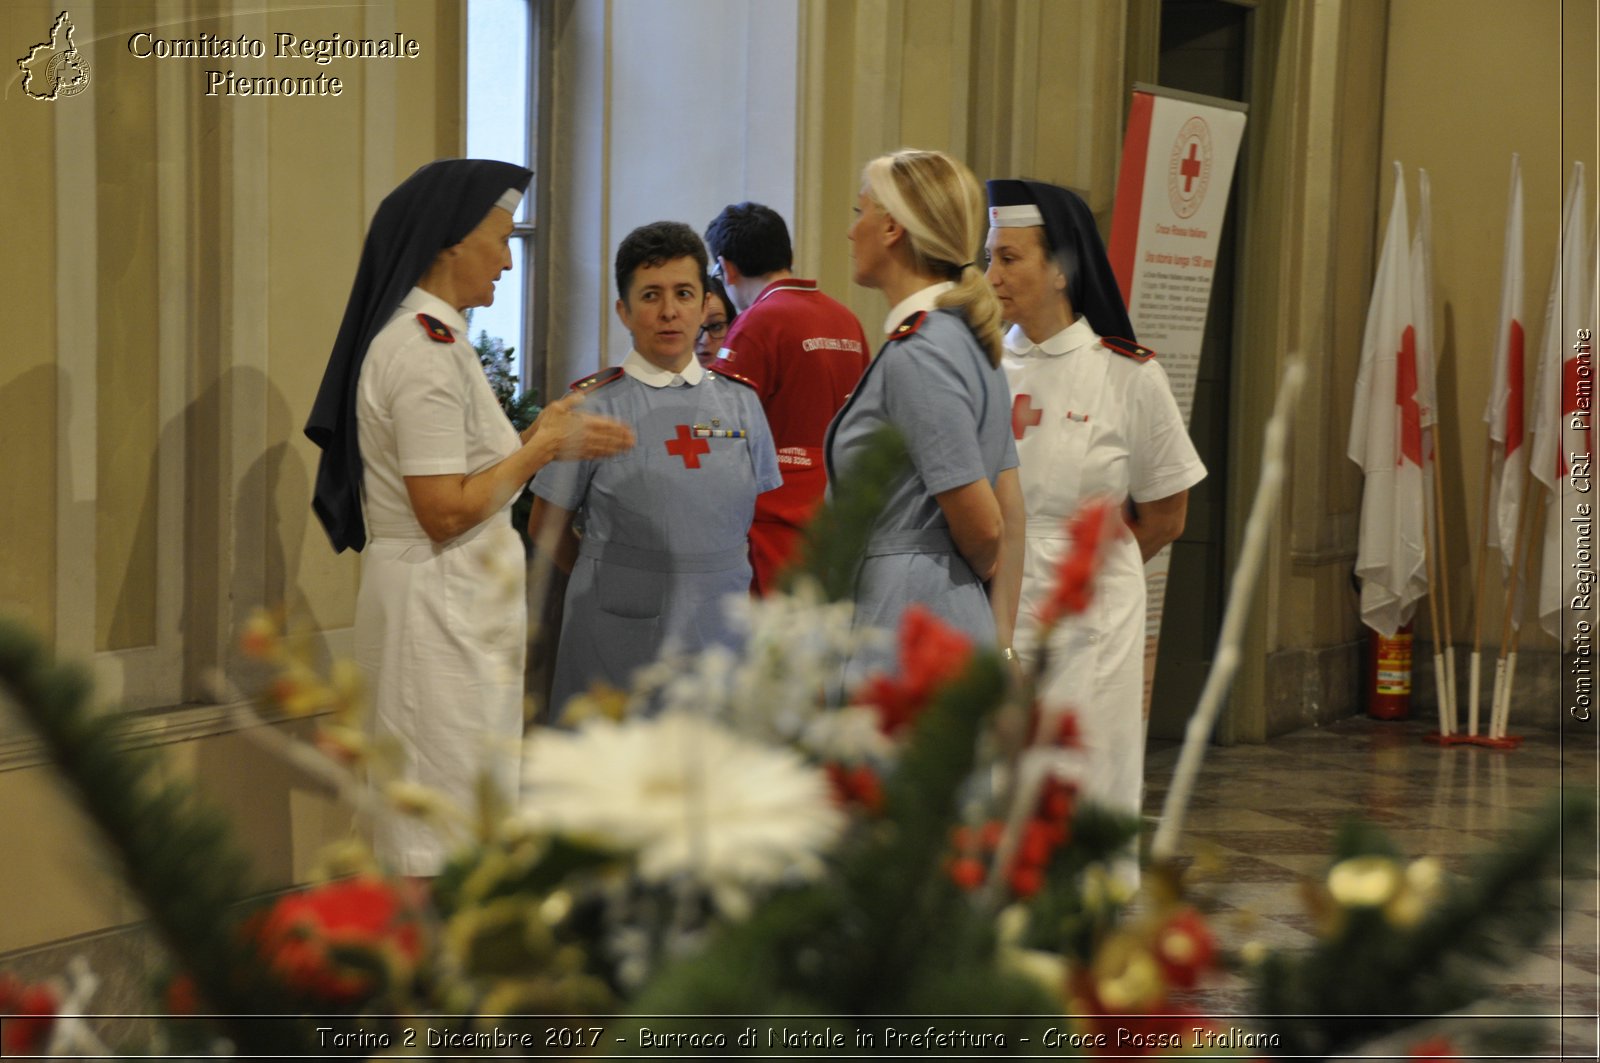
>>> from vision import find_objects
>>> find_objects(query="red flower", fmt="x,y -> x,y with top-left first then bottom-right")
0,974 -> 58,1056
824,762 -> 885,814
254,876 -> 422,1004
947,856 -> 985,891
856,606 -> 973,735
1153,907 -> 1217,989
1018,820 -> 1056,867
1008,863 -> 1044,899
1039,500 -> 1124,624
1039,777 -> 1076,826
1408,1036 -> 1458,1062
163,973 -> 200,1015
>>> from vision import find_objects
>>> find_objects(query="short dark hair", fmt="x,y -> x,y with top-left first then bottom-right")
615,221 -> 708,301
705,274 -> 738,325
704,202 -> 793,277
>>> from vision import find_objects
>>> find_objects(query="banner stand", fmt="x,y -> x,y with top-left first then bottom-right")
1106,83 -> 1248,723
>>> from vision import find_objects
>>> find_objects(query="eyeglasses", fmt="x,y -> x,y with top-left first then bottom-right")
709,258 -> 725,282
697,320 -> 729,342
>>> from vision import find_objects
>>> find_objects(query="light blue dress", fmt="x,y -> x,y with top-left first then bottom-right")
825,307 -> 1018,692
532,365 -> 781,713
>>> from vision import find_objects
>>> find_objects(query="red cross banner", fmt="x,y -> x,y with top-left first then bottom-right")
1106,85 -> 1248,715
1108,86 -> 1247,419
1484,155 -> 1528,597
1347,163 -> 1427,638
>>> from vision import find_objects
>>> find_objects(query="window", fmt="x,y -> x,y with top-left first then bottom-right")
467,0 -> 538,395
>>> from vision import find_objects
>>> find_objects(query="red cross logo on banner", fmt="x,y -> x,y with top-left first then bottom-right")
1395,325 -> 1422,467
1180,142 -> 1203,192
665,424 -> 710,469
1011,394 -> 1043,440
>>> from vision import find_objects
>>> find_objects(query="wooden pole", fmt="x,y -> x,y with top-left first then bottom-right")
1432,428 -> 1459,729
1423,463 -> 1450,736
1468,436 -> 1496,734
1491,469 -> 1537,738
1496,492 -> 1547,738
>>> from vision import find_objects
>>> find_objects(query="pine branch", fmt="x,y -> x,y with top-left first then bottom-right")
0,618 -> 317,1054
781,425 -> 910,602
1258,792 -> 1595,1057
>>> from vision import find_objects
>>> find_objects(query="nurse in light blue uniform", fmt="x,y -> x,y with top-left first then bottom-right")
530,222 -> 780,714
830,149 -> 1026,693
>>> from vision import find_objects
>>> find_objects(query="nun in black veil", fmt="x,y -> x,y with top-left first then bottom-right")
306,159 -> 633,875
982,178 -> 1206,888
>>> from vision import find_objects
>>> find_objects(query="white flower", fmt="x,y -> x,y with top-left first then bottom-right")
516,712 -> 845,899
799,705 -> 896,762
714,581 -> 867,741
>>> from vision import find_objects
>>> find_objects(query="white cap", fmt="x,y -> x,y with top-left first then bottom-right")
988,203 -> 1044,227
495,187 -> 523,214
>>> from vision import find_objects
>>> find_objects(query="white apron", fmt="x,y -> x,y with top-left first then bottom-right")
1005,321 -> 1151,842
354,292 -> 527,876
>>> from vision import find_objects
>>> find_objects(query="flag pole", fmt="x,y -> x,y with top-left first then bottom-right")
1433,489 -> 1459,739
1496,489 -> 1546,738
1432,437 -> 1459,732
1491,469 -> 1537,737
1469,436 -> 1495,735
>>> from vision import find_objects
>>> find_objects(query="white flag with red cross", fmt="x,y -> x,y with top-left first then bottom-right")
1348,162 -> 1427,636
1484,155 -> 1528,610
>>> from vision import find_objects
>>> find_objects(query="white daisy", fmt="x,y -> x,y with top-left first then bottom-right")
515,712 -> 845,899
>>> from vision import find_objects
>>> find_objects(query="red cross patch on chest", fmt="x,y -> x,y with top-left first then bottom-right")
1011,393 -> 1043,440
665,424 -> 711,469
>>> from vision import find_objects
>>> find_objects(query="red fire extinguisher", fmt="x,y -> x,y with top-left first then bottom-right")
1367,623 -> 1413,720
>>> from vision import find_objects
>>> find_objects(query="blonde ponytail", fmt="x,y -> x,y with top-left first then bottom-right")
862,149 -> 1004,367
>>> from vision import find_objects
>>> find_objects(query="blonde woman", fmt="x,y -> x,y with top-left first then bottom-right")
825,149 -> 1025,691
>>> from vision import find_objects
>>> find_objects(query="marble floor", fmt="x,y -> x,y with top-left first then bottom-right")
1143,715 -> 1599,1061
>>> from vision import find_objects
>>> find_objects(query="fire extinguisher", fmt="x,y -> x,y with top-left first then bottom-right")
1367,623 -> 1413,720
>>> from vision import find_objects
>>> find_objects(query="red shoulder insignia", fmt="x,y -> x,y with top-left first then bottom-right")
568,366 -> 625,393
888,310 -> 928,342
710,368 -> 758,391
1101,336 -> 1156,362
416,313 -> 455,344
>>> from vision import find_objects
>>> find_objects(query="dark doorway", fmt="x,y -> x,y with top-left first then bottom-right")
1147,0 -> 1250,741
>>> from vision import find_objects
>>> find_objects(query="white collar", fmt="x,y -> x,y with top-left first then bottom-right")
398,287 -> 468,334
882,281 -> 955,337
622,348 -> 705,388
1003,315 -> 1097,358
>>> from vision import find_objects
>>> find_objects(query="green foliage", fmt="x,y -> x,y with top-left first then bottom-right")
0,618 -> 324,1054
472,325 -> 541,551
630,650 -> 1059,1034
1255,791 -> 1596,1058
1020,801 -> 1144,957
781,425 -> 910,602
473,328 -> 540,432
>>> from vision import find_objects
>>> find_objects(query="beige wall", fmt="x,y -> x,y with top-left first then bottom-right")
0,2 -> 60,645
1,0 -> 464,956
796,0 -> 1132,333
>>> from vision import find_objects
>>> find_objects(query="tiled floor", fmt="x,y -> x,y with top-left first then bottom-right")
1143,715 -> 1599,1060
